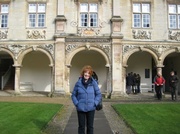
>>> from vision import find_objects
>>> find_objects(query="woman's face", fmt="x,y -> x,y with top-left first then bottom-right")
84,71 -> 91,80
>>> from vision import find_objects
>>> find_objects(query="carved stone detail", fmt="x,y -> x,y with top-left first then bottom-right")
169,30 -> 180,41
38,44 -> 54,56
70,20 -> 107,36
147,45 -> 171,56
0,44 -> 54,60
66,43 -> 111,60
132,30 -> 151,40
99,44 -> 111,56
8,44 -> 27,59
0,30 -> 8,39
27,30 -> 46,39
123,45 -> 139,54
66,44 -> 81,53
123,45 -> 172,57
65,38 -> 111,42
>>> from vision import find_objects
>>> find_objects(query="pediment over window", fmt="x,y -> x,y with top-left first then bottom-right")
74,0 -> 103,3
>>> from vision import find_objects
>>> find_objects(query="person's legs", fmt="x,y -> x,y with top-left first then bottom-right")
86,110 -> 95,134
155,87 -> 159,99
77,111 -> 86,134
159,86 -> 162,99
175,87 -> 178,101
171,88 -> 175,100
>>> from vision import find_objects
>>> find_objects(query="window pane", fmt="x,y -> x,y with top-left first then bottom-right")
169,5 -> 176,13
38,14 -> 45,27
80,3 -> 88,12
169,15 -> 176,28
133,14 -> 141,27
133,4 -> 141,12
29,4 -> 36,13
142,14 -> 150,27
29,14 -> 36,27
142,4 -> 150,13
1,15 -> 8,27
38,4 -> 46,13
80,13 -> 88,26
178,15 -> 180,28
90,14 -> 97,27
1,4 -> 9,13
89,4 -> 97,12
178,5 -> 180,13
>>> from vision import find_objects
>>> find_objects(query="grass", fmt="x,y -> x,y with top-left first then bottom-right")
112,103 -> 180,134
0,102 -> 63,134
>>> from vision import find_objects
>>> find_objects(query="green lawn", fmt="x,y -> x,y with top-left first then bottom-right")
0,102 -> 62,134
112,103 -> 180,134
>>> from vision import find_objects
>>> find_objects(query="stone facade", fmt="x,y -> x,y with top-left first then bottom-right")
0,0 -> 180,97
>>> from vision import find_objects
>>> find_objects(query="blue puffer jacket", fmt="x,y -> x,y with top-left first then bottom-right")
71,78 -> 102,112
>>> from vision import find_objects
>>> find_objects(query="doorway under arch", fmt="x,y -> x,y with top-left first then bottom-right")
20,51 -> 51,92
163,52 -> 180,93
70,50 -> 107,93
126,51 -> 155,93
0,51 -> 15,90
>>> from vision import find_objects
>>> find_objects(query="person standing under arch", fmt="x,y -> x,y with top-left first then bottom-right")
169,71 -> 179,101
154,72 -> 165,100
71,65 -> 102,134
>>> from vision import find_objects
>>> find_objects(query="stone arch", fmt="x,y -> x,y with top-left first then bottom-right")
18,47 -> 54,66
123,47 -> 159,67
66,46 -> 110,67
0,47 -> 15,64
160,48 -> 178,64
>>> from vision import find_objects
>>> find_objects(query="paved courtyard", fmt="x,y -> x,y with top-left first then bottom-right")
0,90 -> 179,134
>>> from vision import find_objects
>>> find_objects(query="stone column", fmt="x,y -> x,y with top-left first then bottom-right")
111,39 -> 125,98
113,0 -> 120,16
65,65 -> 71,94
57,0 -> 64,16
55,0 -> 66,34
111,0 -> 123,38
122,66 -> 128,95
14,66 -> 21,94
54,38 -> 66,95
48,65 -> 55,97
105,66 -> 111,99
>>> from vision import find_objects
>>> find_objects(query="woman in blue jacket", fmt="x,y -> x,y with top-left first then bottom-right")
71,65 -> 102,134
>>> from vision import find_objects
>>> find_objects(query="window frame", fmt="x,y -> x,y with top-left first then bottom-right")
28,3 -> 46,28
168,4 -> 180,29
132,3 -> 151,28
0,3 -> 9,28
79,3 -> 98,28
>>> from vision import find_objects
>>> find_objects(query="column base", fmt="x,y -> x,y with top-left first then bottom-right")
110,91 -> 127,99
14,91 -> 22,96
48,89 -> 68,97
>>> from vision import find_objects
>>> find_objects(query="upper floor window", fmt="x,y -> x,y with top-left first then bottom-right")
80,3 -> 98,27
168,4 -> 180,29
0,4 -> 9,28
133,3 -> 150,28
28,3 -> 46,28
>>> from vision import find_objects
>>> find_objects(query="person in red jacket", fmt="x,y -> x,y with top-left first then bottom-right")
154,72 -> 165,100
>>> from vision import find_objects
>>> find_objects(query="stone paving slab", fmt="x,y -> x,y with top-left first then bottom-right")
63,108 -> 113,134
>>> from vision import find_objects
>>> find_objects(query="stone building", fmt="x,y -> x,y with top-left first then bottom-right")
0,0 -> 180,98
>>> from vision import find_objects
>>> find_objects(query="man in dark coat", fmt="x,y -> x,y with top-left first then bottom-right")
169,71 -> 179,101
126,73 -> 134,94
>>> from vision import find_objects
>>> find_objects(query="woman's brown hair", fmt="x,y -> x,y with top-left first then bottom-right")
80,65 -> 93,77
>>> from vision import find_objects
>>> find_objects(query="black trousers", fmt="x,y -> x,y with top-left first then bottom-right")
171,86 -> 178,100
77,110 -> 95,134
155,86 -> 162,100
